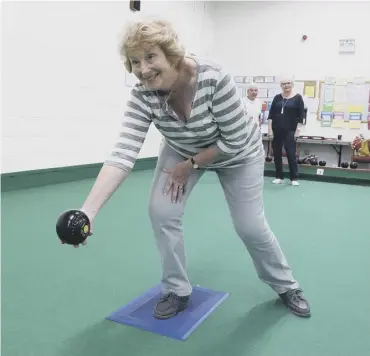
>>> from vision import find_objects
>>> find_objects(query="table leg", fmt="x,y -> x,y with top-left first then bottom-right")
330,144 -> 341,167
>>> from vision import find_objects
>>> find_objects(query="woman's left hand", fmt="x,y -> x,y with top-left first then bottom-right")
163,160 -> 193,203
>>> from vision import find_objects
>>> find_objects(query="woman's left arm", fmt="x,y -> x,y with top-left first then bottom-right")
295,94 -> 305,136
176,70 -> 249,169
164,70 -> 252,202
193,70 -> 253,166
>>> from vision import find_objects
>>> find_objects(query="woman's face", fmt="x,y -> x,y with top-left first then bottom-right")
281,80 -> 293,92
128,44 -> 177,90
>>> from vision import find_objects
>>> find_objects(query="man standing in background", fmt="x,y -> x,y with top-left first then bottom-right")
243,83 -> 263,128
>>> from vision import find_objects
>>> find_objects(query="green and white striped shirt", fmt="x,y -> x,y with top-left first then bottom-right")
106,57 -> 262,171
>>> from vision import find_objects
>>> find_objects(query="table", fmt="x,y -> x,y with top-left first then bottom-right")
262,135 -> 351,167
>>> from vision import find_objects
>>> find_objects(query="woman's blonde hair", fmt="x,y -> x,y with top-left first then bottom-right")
119,19 -> 185,73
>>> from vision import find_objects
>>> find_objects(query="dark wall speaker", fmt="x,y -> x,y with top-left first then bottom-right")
130,0 -> 141,11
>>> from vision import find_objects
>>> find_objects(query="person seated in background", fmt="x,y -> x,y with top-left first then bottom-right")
63,19 -> 311,320
243,83 -> 262,128
267,78 -> 305,186
352,135 -> 370,157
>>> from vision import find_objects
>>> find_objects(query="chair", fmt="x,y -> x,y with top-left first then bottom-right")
351,139 -> 370,164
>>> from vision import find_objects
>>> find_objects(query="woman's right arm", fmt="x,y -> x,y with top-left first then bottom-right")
80,164 -> 129,220
81,87 -> 152,220
267,119 -> 273,135
267,96 -> 277,136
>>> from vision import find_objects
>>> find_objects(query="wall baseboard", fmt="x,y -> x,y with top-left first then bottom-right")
1,157 -> 158,192
2,157 -> 369,192
264,162 -> 370,186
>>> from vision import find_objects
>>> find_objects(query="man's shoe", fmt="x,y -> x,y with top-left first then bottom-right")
153,292 -> 190,320
279,289 -> 311,318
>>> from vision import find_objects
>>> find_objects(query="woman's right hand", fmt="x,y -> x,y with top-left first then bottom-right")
60,210 -> 94,248
268,131 -> 274,140
59,164 -> 128,248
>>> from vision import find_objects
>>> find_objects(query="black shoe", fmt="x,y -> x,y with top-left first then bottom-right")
279,289 -> 311,318
153,292 -> 190,320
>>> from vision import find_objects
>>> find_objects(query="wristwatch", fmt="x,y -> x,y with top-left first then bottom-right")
190,157 -> 199,169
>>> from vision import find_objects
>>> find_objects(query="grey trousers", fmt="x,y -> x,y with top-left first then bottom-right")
148,141 -> 299,296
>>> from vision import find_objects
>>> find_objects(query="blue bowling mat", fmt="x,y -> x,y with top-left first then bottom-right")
105,284 -> 229,341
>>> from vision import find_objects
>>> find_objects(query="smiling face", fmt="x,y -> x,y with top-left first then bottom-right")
280,80 -> 293,94
128,44 -> 178,90
120,20 -> 186,92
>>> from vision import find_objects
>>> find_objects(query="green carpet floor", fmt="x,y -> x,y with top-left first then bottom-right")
2,170 -> 370,356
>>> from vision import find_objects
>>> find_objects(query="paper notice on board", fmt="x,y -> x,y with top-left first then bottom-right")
304,86 -> 315,98
234,76 -> 246,83
268,89 -> 280,98
323,103 -> 333,112
348,105 -> 364,113
321,113 -> 332,121
347,86 -> 364,104
334,103 -> 346,112
354,77 -> 366,85
324,87 -> 334,102
332,119 -> 344,128
304,97 -> 319,113
336,78 -> 348,85
321,120 -> 332,127
348,120 -> 361,129
333,112 -> 345,120
334,86 -> 347,103
325,77 -> 336,85
258,88 -> 268,98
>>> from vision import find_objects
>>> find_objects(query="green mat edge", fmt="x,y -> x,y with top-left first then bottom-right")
1,158 -> 370,192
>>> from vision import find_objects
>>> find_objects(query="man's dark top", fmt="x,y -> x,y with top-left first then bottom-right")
268,93 -> 305,132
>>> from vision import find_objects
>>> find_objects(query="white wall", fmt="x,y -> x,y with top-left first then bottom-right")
4,1 -> 369,174
211,1 -> 370,142
1,1 -> 215,173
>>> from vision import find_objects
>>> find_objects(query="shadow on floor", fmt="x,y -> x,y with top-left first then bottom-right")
58,318 -> 162,356
195,298 -> 289,356
58,298 -> 288,356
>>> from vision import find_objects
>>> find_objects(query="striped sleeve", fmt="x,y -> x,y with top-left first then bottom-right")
212,69 -> 249,154
105,87 -> 152,172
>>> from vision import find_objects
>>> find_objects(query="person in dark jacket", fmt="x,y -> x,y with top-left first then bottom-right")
267,78 -> 305,186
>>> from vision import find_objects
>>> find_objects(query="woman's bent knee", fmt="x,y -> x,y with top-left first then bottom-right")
148,199 -> 183,228
234,214 -> 274,246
